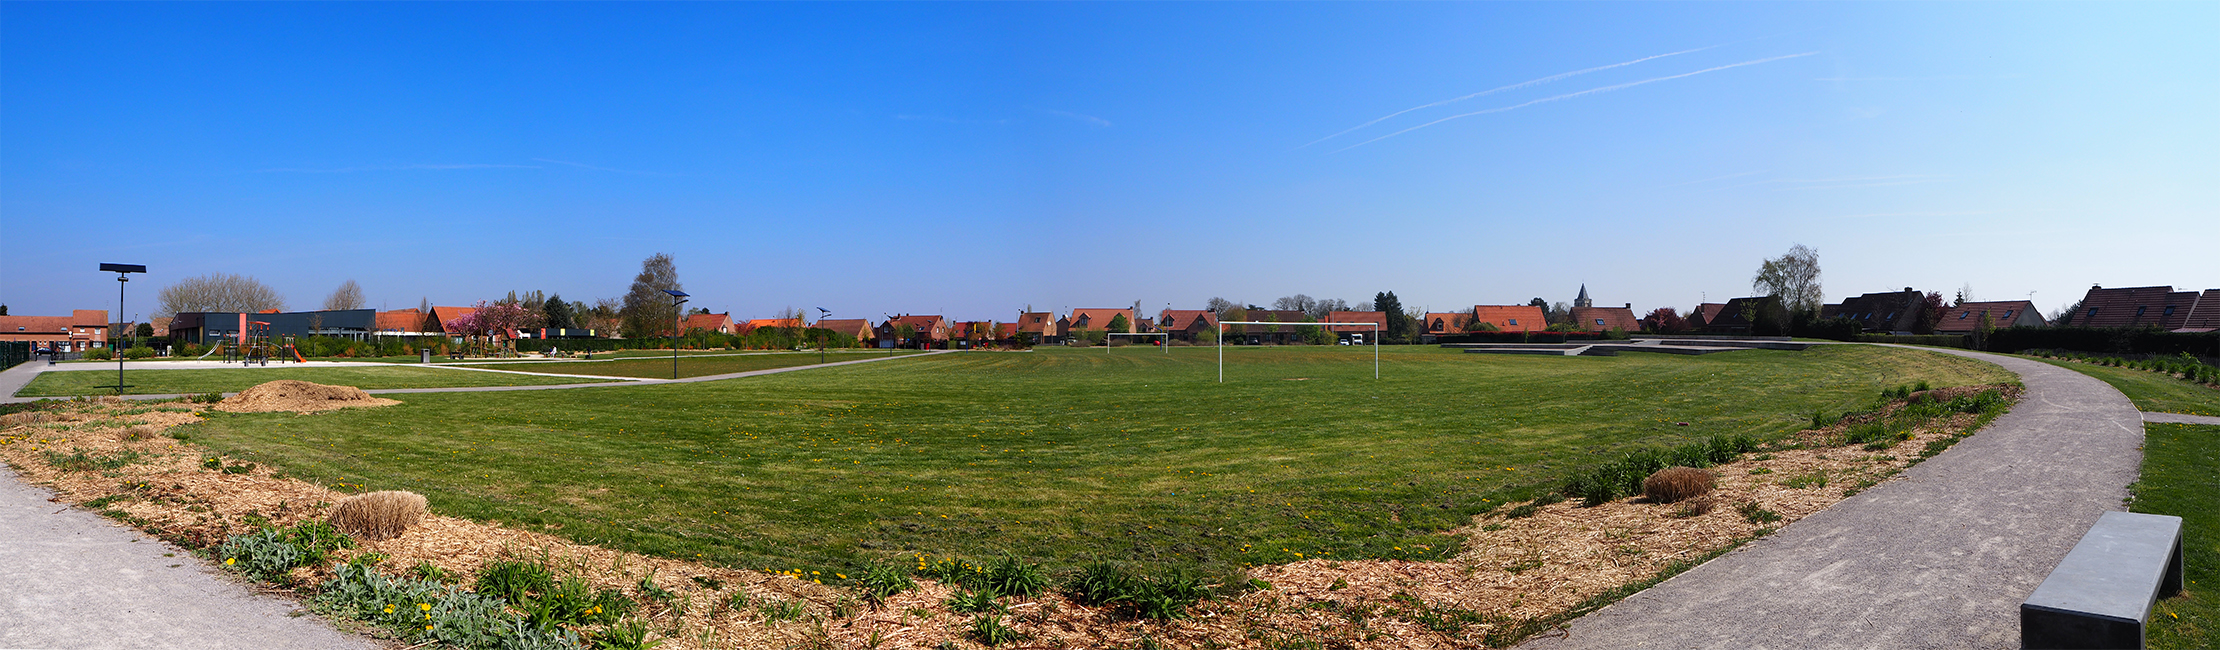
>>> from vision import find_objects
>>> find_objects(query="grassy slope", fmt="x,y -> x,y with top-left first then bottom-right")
18,366 -> 586,397
2044,357 -> 2220,648
455,350 -> 924,379
178,345 -> 2008,581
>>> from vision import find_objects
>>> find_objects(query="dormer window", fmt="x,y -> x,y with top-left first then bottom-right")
2136,306 -> 2147,317
1507,319 -> 1518,326
1595,319 -> 1606,326
2089,308 -> 2100,317
2164,306 -> 2177,317
1960,312 -> 1970,319
2002,310 -> 2013,319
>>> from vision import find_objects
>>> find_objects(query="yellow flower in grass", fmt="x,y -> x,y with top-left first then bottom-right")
224,558 -> 235,566
419,603 -> 430,611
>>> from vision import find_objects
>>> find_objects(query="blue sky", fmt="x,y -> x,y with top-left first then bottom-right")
5,2 -> 2214,322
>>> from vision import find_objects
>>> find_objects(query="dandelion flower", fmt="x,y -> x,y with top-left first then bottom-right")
224,558 -> 235,566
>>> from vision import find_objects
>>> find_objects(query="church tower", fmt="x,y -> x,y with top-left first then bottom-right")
1574,284 -> 1593,308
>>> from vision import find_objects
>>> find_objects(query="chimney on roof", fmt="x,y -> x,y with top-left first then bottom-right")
1625,303 -> 1631,310
1904,287 -> 1914,293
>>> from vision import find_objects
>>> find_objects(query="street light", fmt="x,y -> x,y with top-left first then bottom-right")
97,263 -> 146,394
663,289 -> 689,380
815,307 -> 831,364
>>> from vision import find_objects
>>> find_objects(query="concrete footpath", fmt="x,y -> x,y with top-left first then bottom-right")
0,465 -> 377,649
1521,347 -> 2148,650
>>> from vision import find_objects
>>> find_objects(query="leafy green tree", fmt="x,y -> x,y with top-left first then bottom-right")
1107,313 -> 1131,334
1753,244 -> 1824,316
541,294 -> 576,330
1373,291 -> 1413,343
620,253 -> 682,339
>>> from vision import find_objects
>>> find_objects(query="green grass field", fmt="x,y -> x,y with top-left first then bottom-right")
18,366 -> 589,397
455,349 -> 926,379
175,345 -> 2009,582
2036,358 -> 2220,417
2043,357 -> 2220,648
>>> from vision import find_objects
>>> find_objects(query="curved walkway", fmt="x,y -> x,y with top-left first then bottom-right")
0,463 -> 377,650
1521,347 -> 2147,650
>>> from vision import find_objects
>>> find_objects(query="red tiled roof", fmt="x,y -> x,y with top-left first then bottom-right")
1065,308 -> 1135,333
1423,312 -> 1472,334
428,306 -> 477,333
2074,286 -> 2199,329
884,315 -> 948,339
1470,305 -> 1546,332
811,319 -> 874,340
1157,310 -> 1218,333
1225,310 -> 1305,335
1691,303 -> 1728,327
0,310 -> 111,344
1568,306 -> 1640,332
2181,290 -> 2220,332
1015,312 -> 1059,336
375,309 -> 422,332
1325,311 -> 1385,333
684,313 -> 733,334
995,323 -> 1018,338
1933,300 -> 2044,333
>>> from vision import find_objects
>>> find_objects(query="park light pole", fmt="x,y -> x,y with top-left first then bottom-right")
97,263 -> 146,394
815,307 -> 831,364
664,290 -> 688,380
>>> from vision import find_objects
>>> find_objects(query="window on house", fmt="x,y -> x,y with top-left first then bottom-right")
2002,311 -> 2013,319
1886,312 -> 1896,321
1960,312 -> 1971,319
2164,306 -> 2177,317
1596,319 -> 1606,326
1507,319 -> 1518,326
2088,308 -> 2100,317
2136,306 -> 2147,317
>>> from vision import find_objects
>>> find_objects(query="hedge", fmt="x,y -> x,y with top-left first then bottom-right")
1984,327 -> 2220,357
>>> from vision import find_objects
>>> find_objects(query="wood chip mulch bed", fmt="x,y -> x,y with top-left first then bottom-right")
0,384 -> 2016,649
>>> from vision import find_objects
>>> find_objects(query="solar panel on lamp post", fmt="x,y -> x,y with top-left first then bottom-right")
664,290 -> 688,380
97,263 -> 146,394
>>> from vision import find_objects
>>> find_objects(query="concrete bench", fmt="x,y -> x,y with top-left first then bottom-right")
2021,511 -> 2185,649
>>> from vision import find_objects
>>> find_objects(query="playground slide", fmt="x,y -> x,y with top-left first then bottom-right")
197,344 -> 222,360
289,345 -> 306,364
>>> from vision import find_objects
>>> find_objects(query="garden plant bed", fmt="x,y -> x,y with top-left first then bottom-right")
0,378 -> 2019,649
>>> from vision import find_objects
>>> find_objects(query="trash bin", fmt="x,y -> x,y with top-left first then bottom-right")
421,348 -> 433,364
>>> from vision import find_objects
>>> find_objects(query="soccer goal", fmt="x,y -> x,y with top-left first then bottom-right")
1215,321 -> 1377,382
1106,331 -> 1169,353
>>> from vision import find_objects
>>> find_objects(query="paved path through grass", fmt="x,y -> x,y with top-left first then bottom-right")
0,464 -> 377,650
1521,347 -> 2145,650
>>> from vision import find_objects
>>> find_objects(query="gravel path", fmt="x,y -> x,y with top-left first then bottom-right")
0,465 -> 377,650
1519,347 -> 2146,650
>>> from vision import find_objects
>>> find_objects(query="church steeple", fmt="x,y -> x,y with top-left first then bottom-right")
1575,284 -> 1592,308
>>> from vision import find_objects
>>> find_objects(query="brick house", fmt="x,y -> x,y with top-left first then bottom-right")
1569,304 -> 1641,333
1687,303 -> 1728,330
1933,301 -> 2047,334
0,309 -> 109,352
811,319 -> 875,344
879,314 -> 949,349
1820,289 -> 1928,333
1468,305 -> 1547,333
2069,285 -> 2206,330
1325,311 -> 1385,343
1227,309 -> 1306,344
1014,312 -> 1061,345
683,313 -> 735,335
1156,309 -> 1219,342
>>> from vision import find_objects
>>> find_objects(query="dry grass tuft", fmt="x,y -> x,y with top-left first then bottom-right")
329,490 -> 428,541
1643,466 -> 1715,504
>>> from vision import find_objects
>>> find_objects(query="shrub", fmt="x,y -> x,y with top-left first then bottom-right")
1642,467 -> 1714,504
1736,501 -> 1782,525
981,556 -> 1049,597
122,346 -> 155,359
970,614 -> 1020,646
1061,561 -> 1209,620
854,561 -> 917,602
84,348 -> 113,360
476,560 -> 555,606
328,490 -> 428,541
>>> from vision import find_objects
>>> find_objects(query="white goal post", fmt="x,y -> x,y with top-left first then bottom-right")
1105,331 -> 1169,353
1215,321 -> 1377,382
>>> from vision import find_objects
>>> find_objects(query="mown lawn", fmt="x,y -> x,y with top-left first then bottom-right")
2036,358 -> 2220,416
17,366 -> 588,397
455,349 -> 925,379
177,345 -> 2009,582
2045,357 -> 2220,648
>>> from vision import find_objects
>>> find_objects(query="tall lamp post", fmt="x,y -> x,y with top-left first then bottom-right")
663,290 -> 689,380
97,263 -> 146,394
815,307 -> 831,364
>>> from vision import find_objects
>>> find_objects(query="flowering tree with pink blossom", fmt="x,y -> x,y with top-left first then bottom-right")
443,301 -> 545,357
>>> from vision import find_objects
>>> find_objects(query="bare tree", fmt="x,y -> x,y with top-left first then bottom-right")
156,273 -> 285,316
1204,297 -> 1241,313
1753,244 -> 1824,315
1312,298 -> 1350,320
620,253 -> 683,338
1272,294 -> 1319,316
323,280 -> 366,311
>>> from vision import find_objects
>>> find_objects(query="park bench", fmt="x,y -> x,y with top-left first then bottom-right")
2021,511 -> 2185,649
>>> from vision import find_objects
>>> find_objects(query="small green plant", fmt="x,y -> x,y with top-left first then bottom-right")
475,560 -> 555,606
981,556 -> 1049,597
43,448 -> 141,472
200,456 -> 222,470
1736,501 -> 1782,524
1782,472 -> 1829,490
634,571 -> 677,611
1748,467 -> 1773,475
688,575 -> 724,591
946,587 -> 1005,614
222,461 -> 257,474
917,555 -> 987,588
722,589 -> 750,611
855,561 -> 917,602
191,392 -> 225,404
969,614 -> 1020,646
411,560 -> 451,583
756,598 -> 805,622
589,619 -> 660,650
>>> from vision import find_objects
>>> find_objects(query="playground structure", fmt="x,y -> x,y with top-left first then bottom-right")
220,321 -> 305,365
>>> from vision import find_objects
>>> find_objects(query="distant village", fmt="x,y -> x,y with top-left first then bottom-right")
6,283 -> 2217,354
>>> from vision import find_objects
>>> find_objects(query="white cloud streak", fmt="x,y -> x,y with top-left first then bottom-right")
1302,44 -> 1725,149
1657,171 -> 1764,188
532,158 -> 660,175
1334,52 -> 1819,153
1037,108 -> 1112,128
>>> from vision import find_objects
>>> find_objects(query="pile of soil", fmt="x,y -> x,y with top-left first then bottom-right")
214,380 -> 399,413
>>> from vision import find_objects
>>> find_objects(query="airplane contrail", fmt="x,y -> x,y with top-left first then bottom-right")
1333,51 -> 1818,153
1300,44 -> 1727,149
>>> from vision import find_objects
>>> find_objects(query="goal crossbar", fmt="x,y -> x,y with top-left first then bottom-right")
1214,321 -> 1378,382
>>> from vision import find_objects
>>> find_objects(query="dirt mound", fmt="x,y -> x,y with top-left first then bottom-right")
214,380 -> 399,413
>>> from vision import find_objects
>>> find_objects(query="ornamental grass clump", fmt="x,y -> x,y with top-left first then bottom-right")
1642,467 -> 1714,504
328,490 -> 427,542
